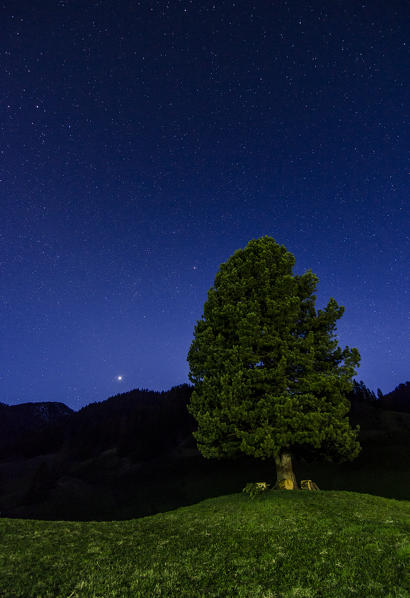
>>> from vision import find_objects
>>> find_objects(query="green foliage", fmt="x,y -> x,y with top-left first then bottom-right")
187,236 -> 361,464
0,491 -> 409,597
242,481 -> 271,499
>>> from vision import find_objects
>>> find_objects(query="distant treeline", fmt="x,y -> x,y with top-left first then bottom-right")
350,380 -> 410,413
0,380 -> 409,462
0,384 -> 195,461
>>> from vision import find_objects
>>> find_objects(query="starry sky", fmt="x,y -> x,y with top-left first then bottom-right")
1,1 -> 409,410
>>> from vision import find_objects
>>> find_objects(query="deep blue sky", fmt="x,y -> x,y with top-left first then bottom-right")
1,1 -> 409,410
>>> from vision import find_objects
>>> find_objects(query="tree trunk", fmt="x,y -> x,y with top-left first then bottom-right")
273,450 -> 299,490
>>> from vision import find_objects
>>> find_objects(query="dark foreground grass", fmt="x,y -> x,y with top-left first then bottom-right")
0,490 -> 409,598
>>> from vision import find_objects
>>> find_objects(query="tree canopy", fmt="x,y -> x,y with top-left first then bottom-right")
187,236 -> 361,473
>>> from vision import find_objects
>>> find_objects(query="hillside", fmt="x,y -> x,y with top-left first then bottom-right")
0,401 -> 73,454
0,381 -> 409,520
0,398 -> 409,521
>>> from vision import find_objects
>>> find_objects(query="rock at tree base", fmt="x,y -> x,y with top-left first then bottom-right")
300,479 -> 320,490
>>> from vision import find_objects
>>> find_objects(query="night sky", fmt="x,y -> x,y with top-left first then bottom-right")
1,1 -> 409,410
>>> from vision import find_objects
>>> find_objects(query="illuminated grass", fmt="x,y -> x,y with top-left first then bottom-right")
0,490 -> 409,597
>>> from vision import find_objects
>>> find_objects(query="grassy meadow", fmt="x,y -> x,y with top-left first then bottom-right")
1,489 -> 409,597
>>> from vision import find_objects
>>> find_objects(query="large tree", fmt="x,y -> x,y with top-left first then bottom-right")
187,236 -> 361,490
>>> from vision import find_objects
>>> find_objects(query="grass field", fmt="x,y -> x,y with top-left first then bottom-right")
1,489 -> 409,598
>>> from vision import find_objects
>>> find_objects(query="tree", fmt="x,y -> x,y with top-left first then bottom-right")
187,236 -> 361,490
349,380 -> 377,402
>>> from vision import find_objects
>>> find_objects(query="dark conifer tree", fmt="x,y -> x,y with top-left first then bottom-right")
187,236 -> 361,489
